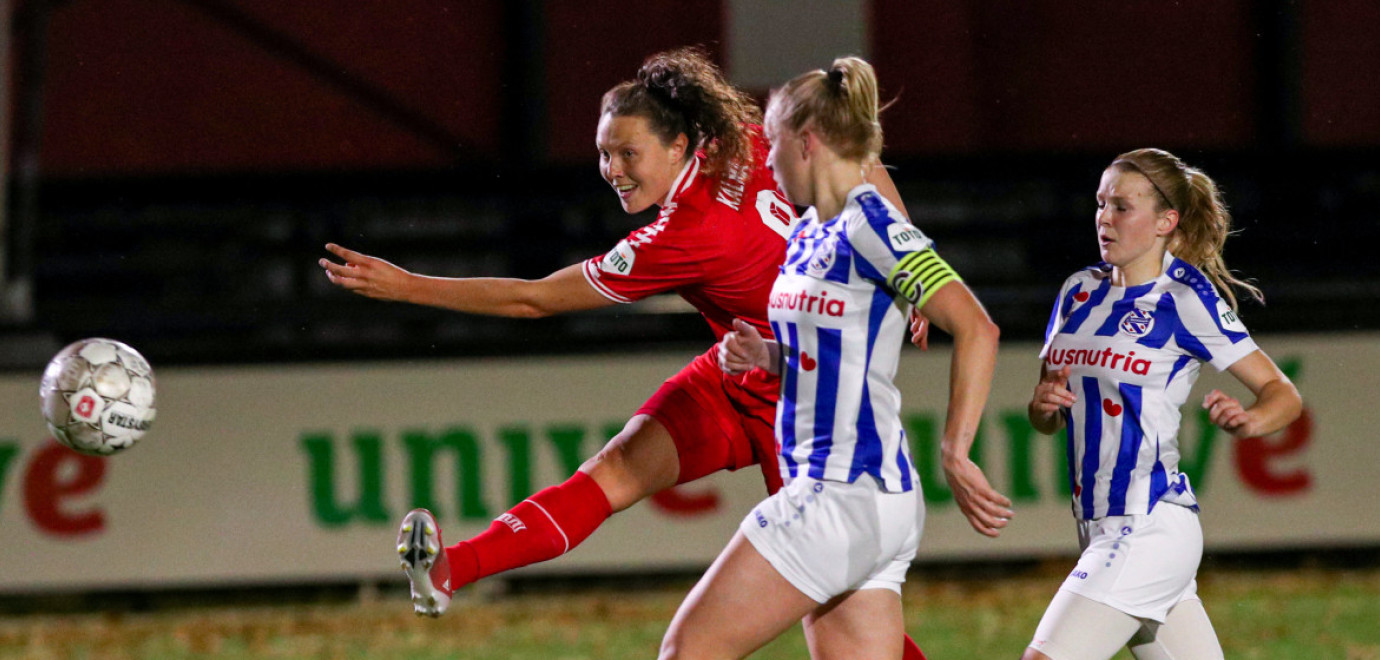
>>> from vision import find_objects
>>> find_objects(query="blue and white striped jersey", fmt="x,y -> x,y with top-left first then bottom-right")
1041,251 -> 1259,519
770,184 -> 951,493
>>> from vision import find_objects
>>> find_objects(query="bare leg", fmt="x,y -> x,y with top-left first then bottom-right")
579,414 -> 681,512
659,532 -> 818,660
804,588 -> 905,660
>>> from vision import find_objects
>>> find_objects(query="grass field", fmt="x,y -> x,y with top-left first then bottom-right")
2,564 -> 1379,659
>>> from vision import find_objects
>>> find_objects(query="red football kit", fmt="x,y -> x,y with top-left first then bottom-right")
582,134 -> 795,492
445,135 -> 793,584
582,139 -> 794,343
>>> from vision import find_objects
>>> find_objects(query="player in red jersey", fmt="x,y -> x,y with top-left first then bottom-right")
321,47 -> 927,660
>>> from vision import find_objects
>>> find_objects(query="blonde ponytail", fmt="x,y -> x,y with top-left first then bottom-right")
766,56 -> 885,165
1110,148 -> 1263,310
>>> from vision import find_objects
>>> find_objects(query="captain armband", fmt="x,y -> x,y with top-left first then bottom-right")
887,248 -> 961,308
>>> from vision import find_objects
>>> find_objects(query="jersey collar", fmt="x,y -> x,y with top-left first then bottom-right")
1098,251 -> 1180,285
662,155 -> 701,207
807,182 -> 878,225
1150,250 -> 1179,284
844,182 -> 879,207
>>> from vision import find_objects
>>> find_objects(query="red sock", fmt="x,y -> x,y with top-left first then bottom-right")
445,471 -> 612,587
903,634 -> 927,660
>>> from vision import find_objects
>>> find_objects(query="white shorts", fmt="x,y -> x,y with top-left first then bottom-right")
740,476 -> 922,604
1058,503 -> 1203,623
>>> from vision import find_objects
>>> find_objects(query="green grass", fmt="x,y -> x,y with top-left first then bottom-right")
2,566 -> 1379,659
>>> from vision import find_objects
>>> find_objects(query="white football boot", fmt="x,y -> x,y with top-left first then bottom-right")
397,508 -> 453,617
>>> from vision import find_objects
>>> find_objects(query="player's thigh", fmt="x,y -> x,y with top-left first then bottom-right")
1128,597 -> 1224,660
659,531 -> 817,660
803,588 -> 904,660
579,414 -> 679,512
1024,590 -> 1143,660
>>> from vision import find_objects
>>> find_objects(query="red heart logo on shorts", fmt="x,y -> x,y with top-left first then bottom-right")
800,352 -> 817,371
1074,291 -> 1090,302
1074,484 -> 1082,497
1103,398 -> 1122,416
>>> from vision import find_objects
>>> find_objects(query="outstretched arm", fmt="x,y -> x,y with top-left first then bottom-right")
917,281 -> 1013,537
320,243 -> 614,318
1205,350 -> 1303,437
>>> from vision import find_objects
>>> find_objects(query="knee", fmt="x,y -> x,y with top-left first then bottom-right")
582,423 -> 645,480
579,443 -> 639,510
1020,649 -> 1051,660
579,417 -> 678,511
582,431 -> 632,474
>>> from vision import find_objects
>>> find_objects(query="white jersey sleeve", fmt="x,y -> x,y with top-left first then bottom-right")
1165,265 -> 1258,372
844,190 -> 959,308
1040,267 -> 1105,360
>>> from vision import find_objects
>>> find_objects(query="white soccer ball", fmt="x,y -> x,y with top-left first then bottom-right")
39,338 -> 157,456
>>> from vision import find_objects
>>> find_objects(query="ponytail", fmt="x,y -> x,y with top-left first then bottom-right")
1110,148 -> 1263,310
765,56 -> 886,165
601,47 -> 760,177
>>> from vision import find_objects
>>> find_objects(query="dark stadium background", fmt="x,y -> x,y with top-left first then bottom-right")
3,12 -> 1380,654
2,0 -> 1375,369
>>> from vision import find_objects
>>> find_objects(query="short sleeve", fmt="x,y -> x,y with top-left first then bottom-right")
845,191 -> 962,309
582,217 -> 706,303
845,192 -> 933,271
1039,275 -> 1081,359
1172,284 -> 1259,371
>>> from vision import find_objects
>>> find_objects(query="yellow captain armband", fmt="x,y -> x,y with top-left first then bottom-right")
887,248 -> 961,308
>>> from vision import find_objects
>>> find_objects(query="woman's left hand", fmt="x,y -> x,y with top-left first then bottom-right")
942,457 -> 1013,538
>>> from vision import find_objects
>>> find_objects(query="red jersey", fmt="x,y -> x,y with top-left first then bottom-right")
582,134 -> 796,340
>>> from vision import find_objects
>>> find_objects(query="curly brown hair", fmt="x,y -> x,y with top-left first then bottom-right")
600,47 -> 761,177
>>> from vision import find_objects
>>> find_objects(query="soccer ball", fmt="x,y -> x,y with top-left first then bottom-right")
39,338 -> 157,456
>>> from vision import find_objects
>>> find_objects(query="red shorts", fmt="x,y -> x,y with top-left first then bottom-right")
637,347 -> 782,495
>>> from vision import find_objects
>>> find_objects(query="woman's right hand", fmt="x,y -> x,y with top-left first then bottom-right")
1028,365 -> 1076,435
1031,366 -> 1076,416
719,319 -> 771,375
319,243 -> 414,303
908,308 -> 930,350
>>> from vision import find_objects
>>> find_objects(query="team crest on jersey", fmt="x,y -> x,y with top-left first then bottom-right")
805,235 -> 838,277
887,223 -> 927,252
599,239 -> 636,275
1119,308 -> 1155,337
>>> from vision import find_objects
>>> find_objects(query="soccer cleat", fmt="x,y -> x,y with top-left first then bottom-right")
397,508 -> 453,617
